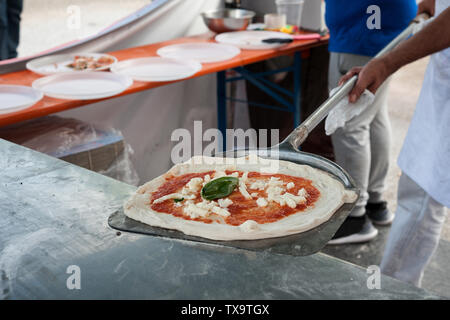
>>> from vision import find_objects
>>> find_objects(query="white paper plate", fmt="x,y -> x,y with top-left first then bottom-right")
157,43 -> 240,63
26,53 -> 118,76
0,85 -> 43,114
32,71 -> 133,100
110,57 -> 202,82
215,31 -> 292,50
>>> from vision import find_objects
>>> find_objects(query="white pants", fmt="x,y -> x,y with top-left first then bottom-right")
328,52 -> 391,216
380,173 -> 448,287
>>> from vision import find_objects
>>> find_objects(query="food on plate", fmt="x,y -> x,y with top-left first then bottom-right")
124,155 -> 357,240
67,55 -> 115,70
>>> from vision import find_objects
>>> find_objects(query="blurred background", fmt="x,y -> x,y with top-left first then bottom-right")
18,0 -> 152,57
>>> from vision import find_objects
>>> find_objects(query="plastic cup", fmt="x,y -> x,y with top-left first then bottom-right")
264,13 -> 287,30
275,0 -> 305,27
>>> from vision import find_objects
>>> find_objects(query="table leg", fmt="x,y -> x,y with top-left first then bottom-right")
293,51 -> 302,128
217,70 -> 227,151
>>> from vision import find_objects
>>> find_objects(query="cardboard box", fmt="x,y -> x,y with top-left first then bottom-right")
58,131 -> 124,172
0,116 -> 124,173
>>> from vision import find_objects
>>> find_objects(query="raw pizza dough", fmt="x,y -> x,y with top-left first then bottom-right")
123,155 -> 357,240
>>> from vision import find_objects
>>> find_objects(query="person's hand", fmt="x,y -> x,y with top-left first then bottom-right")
338,58 -> 391,103
417,0 -> 435,17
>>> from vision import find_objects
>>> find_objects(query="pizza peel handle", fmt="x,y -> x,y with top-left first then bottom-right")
278,12 -> 430,152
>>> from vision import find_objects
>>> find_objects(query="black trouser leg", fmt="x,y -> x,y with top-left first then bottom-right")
0,0 -> 9,60
6,0 -> 22,59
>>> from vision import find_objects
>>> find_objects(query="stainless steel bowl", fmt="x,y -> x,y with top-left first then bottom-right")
201,9 -> 255,34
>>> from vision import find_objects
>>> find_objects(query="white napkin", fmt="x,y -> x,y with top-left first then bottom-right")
324,87 -> 375,135
412,18 -> 430,35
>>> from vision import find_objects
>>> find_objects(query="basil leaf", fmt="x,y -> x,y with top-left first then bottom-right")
173,198 -> 184,203
201,176 -> 239,200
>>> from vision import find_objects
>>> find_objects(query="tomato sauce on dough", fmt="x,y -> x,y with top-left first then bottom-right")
150,171 -> 320,226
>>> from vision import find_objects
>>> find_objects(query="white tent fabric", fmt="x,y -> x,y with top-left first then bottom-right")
0,0 -> 221,72
59,0 -> 225,184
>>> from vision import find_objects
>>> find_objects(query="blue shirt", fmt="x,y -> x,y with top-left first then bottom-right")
325,0 -> 417,56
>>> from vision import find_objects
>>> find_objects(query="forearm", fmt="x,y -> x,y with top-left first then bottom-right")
383,7 -> 450,74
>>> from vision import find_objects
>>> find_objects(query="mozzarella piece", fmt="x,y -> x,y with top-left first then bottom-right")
218,198 -> 233,208
153,176 -> 206,204
153,193 -> 195,204
266,183 -> 284,201
256,197 -> 268,207
265,178 -> 308,208
195,200 -> 216,210
186,177 -> 203,192
212,206 -> 231,217
239,220 -> 259,232
183,201 -> 210,218
283,192 -> 306,208
286,182 -> 295,189
277,192 -> 307,208
238,171 -> 252,200
239,184 -> 252,200
182,198 -> 232,219
249,180 -> 266,190
268,177 -> 284,187
298,188 -> 307,197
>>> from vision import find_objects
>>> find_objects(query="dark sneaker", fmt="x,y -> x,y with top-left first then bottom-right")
328,215 -> 378,245
366,201 -> 394,226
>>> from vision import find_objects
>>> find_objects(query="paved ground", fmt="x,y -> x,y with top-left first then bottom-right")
16,0 -> 450,298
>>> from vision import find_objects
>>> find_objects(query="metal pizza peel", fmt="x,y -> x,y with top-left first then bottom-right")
109,201 -> 353,256
108,14 -> 429,256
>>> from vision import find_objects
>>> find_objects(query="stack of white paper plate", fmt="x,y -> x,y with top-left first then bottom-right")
0,85 -> 43,114
32,71 -> 133,100
111,57 -> 202,82
157,42 -> 240,63
26,53 -> 118,76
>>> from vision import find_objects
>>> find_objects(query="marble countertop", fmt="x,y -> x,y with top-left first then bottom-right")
0,139 -> 439,299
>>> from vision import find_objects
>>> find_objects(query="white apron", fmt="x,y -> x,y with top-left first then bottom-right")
398,0 -> 450,208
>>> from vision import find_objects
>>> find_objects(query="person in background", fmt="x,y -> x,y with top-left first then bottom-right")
339,0 -> 449,286
0,0 -> 23,60
325,0 -> 418,245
